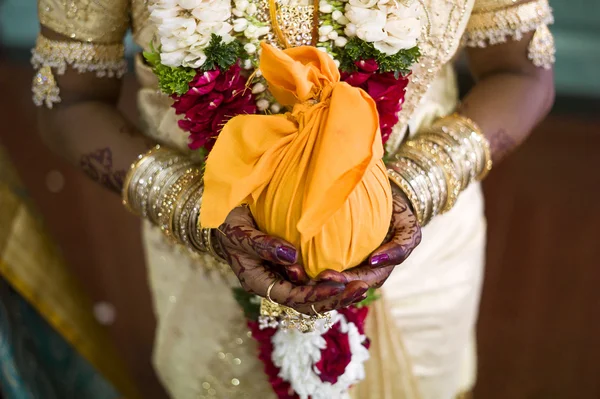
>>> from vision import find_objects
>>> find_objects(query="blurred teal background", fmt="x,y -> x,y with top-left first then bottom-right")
1,0 -> 599,97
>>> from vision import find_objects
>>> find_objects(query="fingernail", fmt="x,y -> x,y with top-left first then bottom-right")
288,269 -> 299,282
370,253 -> 389,266
276,246 -> 297,264
353,287 -> 368,300
353,293 -> 368,304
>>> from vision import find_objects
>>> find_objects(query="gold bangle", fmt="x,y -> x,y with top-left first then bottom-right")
122,145 -> 162,215
388,168 -> 425,225
158,168 -> 202,240
407,139 -> 461,214
170,174 -> 204,244
177,181 -> 204,248
393,157 -> 433,225
446,114 -> 493,180
203,228 -> 227,263
395,146 -> 447,219
149,161 -> 194,224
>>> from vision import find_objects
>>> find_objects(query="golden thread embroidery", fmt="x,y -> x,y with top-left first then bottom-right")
30,35 -> 127,108
267,0 -> 317,48
464,0 -> 554,47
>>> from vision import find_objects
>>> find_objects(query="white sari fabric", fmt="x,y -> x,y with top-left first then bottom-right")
133,0 -> 488,397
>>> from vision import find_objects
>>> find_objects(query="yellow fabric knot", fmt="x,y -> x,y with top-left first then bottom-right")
201,43 -> 392,278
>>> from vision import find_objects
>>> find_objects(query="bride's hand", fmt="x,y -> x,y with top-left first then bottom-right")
214,206 -> 369,315
314,190 -> 422,293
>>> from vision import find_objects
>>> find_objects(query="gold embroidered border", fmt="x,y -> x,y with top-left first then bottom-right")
464,0 -> 554,47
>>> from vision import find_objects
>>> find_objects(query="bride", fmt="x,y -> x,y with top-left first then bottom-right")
16,0 -> 554,397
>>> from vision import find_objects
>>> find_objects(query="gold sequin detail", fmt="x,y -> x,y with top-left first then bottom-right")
30,35 -> 127,108
258,0 -> 316,48
32,66 -> 61,109
464,0 -> 554,47
275,3 -> 316,47
527,24 -> 556,70
38,0 -> 130,43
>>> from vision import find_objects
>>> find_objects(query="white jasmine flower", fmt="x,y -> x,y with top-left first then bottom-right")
373,15 -> 420,54
233,18 -> 249,32
234,0 -> 249,11
246,3 -> 258,15
192,1 -> 231,22
319,1 -> 333,13
178,0 -> 203,9
157,16 -> 198,39
150,7 -> 180,22
337,15 -> 350,25
332,10 -> 344,21
183,49 -> 208,68
318,25 -> 334,36
161,50 -> 187,67
244,42 -> 257,54
328,31 -> 339,40
270,103 -> 281,113
256,98 -> 270,111
252,82 -> 266,94
334,36 -> 348,47
348,0 -> 379,8
344,23 -> 357,37
256,26 -> 271,37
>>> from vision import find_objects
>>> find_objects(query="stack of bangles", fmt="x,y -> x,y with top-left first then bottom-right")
122,145 -> 226,263
388,114 -> 492,226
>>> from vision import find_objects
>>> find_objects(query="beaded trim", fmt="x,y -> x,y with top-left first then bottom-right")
464,0 -> 554,47
31,35 -> 127,108
527,24 -> 556,70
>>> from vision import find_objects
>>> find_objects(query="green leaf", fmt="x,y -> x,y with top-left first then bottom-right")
232,288 -> 261,321
143,42 -> 196,96
338,37 -> 421,75
201,34 -> 248,72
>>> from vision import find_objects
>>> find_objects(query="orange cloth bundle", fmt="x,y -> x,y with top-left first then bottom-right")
200,43 -> 392,278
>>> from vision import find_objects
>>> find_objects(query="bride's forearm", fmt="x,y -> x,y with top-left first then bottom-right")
460,32 -> 555,164
38,101 -> 153,194
34,27 -> 155,194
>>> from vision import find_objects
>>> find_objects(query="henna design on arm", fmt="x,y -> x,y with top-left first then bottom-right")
488,128 -> 518,163
80,147 -> 127,193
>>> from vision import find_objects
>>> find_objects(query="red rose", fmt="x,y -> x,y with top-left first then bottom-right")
338,306 -> 369,336
248,321 -> 299,399
342,60 -> 410,144
314,322 -> 352,384
172,64 -> 257,151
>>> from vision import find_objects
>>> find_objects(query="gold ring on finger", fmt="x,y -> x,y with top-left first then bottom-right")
266,279 -> 279,304
311,304 -> 322,317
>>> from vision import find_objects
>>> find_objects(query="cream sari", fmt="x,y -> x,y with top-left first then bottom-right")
36,0 -> 498,397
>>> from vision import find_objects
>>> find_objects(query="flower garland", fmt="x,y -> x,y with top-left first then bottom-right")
147,0 -> 423,151
239,289 -> 374,399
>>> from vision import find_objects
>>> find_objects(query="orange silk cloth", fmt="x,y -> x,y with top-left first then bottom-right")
200,43 -> 392,278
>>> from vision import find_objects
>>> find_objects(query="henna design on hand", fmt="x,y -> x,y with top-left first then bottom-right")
214,206 -> 353,314
80,147 -> 126,193
369,191 -> 422,268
